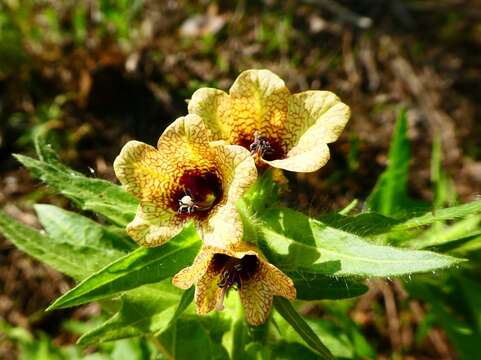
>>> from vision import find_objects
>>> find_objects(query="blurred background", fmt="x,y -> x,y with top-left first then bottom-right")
1,0 -> 480,358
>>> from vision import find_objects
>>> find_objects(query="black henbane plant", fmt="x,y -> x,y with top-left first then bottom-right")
1,71 -> 479,359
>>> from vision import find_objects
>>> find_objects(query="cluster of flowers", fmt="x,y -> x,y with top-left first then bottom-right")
114,70 -> 350,325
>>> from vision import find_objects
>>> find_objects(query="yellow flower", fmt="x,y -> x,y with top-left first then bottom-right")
172,242 -> 296,326
188,69 -> 350,172
113,114 -> 257,247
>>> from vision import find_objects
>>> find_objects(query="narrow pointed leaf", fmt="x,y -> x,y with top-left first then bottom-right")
273,297 -> 334,360
14,153 -> 137,226
48,225 -> 201,310
367,109 -> 411,216
0,210 -> 122,279
392,200 -> 481,231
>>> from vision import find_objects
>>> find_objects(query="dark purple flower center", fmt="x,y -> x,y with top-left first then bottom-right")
238,132 -> 285,162
213,254 -> 259,291
172,170 -> 223,220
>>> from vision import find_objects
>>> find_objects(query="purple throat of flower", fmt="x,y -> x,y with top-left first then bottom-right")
212,253 -> 259,310
173,170 -> 223,219
245,131 -> 285,162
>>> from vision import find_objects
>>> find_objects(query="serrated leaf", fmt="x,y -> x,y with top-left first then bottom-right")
258,208 -> 464,277
48,225 -> 201,310
289,272 -> 368,300
0,210 -> 123,280
273,297 -> 334,359
14,152 -> 137,226
78,282 -> 182,345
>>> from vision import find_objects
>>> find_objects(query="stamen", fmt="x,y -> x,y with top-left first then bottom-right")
250,131 -> 273,158
213,255 -> 259,310
177,188 -> 217,215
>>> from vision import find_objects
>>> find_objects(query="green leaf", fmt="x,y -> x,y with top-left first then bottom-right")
0,210 -> 123,280
451,235 -> 481,256
35,204 -> 135,253
48,225 -> 201,309
273,297 -> 334,359
169,287 -> 195,327
242,169 -> 280,214
78,282 -> 182,345
403,215 -> 481,249
14,152 -> 137,227
158,315 -> 230,360
323,302 -> 375,359
288,272 -> 368,300
407,280 -> 480,360
431,133 -> 457,209
320,212 -> 400,236
459,276 -> 481,336
321,201 -> 481,238
392,200 -> 481,231
305,319 -> 354,359
270,341 -> 319,360
259,208 -> 464,277
367,109 -> 411,216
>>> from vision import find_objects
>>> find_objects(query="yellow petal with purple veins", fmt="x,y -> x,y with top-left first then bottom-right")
189,70 -> 291,161
202,144 -> 257,247
195,266 -> 223,314
172,246 -> 214,289
113,114 -> 257,247
113,141 -> 169,202
126,206 -> 181,247
240,260 -> 296,326
187,88 -> 228,140
188,69 -> 350,173
172,243 -> 296,326
263,143 -> 330,173
263,91 -> 349,172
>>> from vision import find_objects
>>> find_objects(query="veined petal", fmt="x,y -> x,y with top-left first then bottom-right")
201,144 -> 257,247
127,206 -> 181,247
189,69 -> 291,150
172,246 -> 214,289
240,260 -> 296,326
188,70 -> 350,173
195,262 -> 223,314
263,91 -> 349,172
113,140 -> 168,202
114,114 -> 256,247
188,88 -> 228,140
228,70 -> 291,148
157,113 -> 212,158
287,91 -> 350,146
264,143 -> 330,172
173,242 -> 295,326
